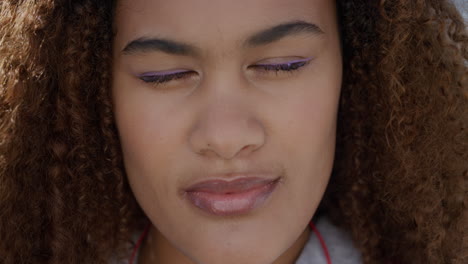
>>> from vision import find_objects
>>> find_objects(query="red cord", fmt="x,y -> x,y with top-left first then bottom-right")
309,221 -> 332,264
129,221 -> 332,264
129,222 -> 151,264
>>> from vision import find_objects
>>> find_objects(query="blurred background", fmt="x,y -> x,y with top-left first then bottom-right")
453,0 -> 467,21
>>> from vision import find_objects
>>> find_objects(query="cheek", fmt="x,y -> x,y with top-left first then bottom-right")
273,65 -> 341,216
278,65 -> 341,165
111,84 -> 184,207
284,94 -> 338,192
112,72 -> 185,167
115,102 -> 168,171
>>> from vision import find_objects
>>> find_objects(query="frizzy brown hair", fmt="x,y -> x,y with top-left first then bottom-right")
0,0 -> 466,263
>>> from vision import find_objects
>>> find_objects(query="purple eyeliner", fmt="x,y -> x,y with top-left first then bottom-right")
255,56 -> 314,66
138,69 -> 188,77
137,56 -> 313,84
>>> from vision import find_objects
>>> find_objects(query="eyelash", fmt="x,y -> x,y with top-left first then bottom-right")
251,59 -> 311,75
138,59 -> 312,85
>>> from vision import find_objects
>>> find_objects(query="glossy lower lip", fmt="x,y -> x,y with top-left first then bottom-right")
184,179 -> 279,216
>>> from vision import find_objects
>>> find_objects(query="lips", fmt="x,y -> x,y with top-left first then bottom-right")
185,177 -> 278,194
184,176 -> 280,216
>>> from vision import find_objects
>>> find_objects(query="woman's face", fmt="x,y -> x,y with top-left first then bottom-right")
112,0 -> 342,263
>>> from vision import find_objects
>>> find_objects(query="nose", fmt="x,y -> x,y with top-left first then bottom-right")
189,97 -> 265,160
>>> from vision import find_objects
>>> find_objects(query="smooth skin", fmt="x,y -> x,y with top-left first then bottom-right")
112,0 -> 342,263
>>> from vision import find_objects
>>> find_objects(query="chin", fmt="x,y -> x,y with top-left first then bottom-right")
187,248 -> 280,264
177,227 -> 296,264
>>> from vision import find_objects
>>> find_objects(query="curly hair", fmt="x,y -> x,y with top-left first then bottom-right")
0,0 -> 466,263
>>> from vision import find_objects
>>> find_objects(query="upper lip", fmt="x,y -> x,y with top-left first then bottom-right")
184,174 -> 280,194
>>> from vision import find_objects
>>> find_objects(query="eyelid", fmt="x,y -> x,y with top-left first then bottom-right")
136,57 -> 313,77
138,69 -> 190,77
136,69 -> 197,85
136,56 -> 314,86
254,56 -> 314,66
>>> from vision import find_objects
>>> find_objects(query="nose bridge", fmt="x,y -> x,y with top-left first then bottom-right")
189,74 -> 265,160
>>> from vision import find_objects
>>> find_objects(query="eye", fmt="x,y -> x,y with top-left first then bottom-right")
249,57 -> 314,76
137,57 -> 314,87
138,70 -> 197,86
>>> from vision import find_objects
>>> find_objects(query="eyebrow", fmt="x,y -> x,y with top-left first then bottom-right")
122,20 -> 324,56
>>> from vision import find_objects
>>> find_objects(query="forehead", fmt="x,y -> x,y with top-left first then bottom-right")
113,0 -> 336,53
